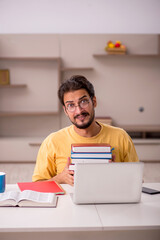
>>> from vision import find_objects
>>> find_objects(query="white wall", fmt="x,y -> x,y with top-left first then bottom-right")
0,0 -> 160,34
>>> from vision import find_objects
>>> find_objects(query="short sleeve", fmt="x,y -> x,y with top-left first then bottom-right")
123,131 -> 139,162
32,140 -> 56,182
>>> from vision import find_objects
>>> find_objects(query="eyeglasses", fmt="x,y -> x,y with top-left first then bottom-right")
65,98 -> 90,112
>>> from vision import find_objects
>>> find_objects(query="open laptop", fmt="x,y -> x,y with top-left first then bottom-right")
72,162 -> 144,204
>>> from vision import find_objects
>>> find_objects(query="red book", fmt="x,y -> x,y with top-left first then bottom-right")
71,143 -> 112,153
17,181 -> 65,195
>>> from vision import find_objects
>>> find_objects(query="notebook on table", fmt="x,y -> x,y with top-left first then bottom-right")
72,162 -> 144,204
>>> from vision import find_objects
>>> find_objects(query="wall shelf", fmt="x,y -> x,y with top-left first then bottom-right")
61,67 -> 94,72
0,57 -> 60,61
119,125 -> 160,131
29,143 -> 41,147
93,53 -> 160,57
133,139 -> 160,145
0,54 -> 60,138
118,125 -> 160,139
0,111 -> 58,117
0,84 -> 27,88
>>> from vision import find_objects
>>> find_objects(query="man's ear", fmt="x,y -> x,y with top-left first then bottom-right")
63,106 -> 68,116
92,96 -> 97,108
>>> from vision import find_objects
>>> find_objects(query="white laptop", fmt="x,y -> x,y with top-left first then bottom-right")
72,162 -> 144,204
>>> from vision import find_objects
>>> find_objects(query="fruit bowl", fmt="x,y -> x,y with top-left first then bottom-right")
105,41 -> 127,55
106,47 -> 126,54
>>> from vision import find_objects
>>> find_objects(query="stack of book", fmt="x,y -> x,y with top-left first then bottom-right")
69,143 -> 113,170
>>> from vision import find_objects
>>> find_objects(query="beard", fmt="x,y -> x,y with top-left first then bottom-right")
70,110 -> 95,129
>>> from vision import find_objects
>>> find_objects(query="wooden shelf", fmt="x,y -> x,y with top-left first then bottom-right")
29,142 -> 41,147
96,116 -> 112,125
159,34 -> 160,54
133,139 -> 160,145
119,125 -> 160,132
0,111 -> 58,117
140,160 -> 160,163
0,57 -> 60,61
93,53 -> 160,57
0,84 -> 27,88
118,125 -> 160,139
61,67 -> 94,72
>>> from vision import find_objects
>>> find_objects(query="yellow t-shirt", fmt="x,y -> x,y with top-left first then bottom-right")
32,123 -> 139,182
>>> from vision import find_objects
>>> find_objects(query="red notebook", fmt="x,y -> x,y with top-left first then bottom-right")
17,181 -> 65,195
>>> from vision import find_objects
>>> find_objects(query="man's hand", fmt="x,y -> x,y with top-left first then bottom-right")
52,157 -> 74,186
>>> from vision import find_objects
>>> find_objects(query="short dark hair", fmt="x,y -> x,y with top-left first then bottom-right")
58,75 -> 95,105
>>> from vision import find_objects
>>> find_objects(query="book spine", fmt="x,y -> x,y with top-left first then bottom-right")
71,159 -> 111,164
71,150 -> 112,154
71,147 -> 111,153
71,153 -> 112,159
71,157 -> 112,160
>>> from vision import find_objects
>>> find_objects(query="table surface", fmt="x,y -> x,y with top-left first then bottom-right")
0,183 -> 160,233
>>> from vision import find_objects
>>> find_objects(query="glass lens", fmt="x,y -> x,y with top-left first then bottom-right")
79,99 -> 89,108
67,104 -> 75,112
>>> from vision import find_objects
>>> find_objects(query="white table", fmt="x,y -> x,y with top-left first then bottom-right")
0,183 -> 160,240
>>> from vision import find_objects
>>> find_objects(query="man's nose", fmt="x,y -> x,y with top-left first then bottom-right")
74,105 -> 82,114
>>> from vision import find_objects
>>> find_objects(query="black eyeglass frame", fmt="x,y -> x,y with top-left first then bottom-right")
65,97 -> 93,113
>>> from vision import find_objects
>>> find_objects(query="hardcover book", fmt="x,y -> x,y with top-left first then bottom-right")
71,152 -> 112,159
71,143 -> 112,153
0,190 -> 57,207
71,159 -> 111,165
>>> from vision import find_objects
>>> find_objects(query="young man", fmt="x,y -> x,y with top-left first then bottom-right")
32,75 -> 139,185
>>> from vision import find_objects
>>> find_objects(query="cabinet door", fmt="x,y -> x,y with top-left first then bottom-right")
143,163 -> 160,183
0,163 -> 35,184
